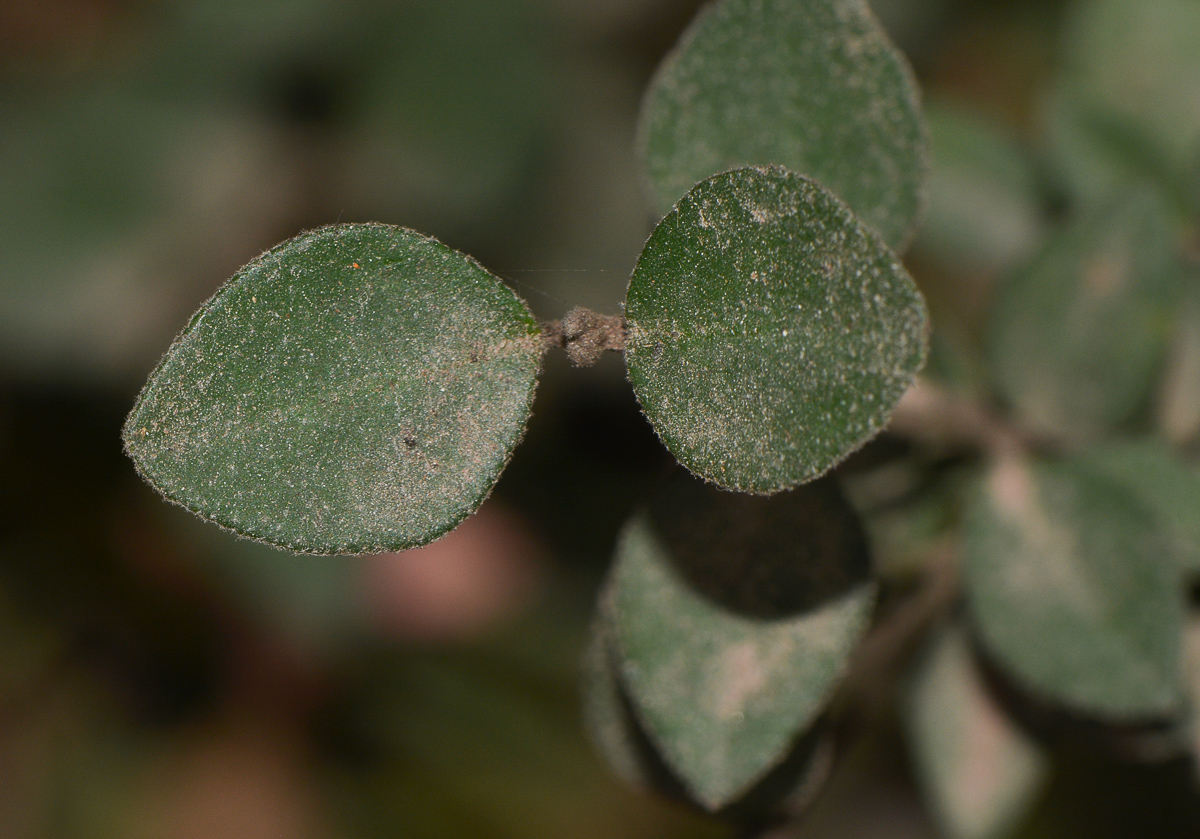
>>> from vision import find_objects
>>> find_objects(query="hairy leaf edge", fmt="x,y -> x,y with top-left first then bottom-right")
121,222 -> 545,556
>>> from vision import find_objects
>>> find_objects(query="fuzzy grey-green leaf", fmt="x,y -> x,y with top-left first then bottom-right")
964,456 -> 1183,720
123,223 -> 542,555
605,474 -> 875,809
625,166 -> 927,493
638,0 -> 928,249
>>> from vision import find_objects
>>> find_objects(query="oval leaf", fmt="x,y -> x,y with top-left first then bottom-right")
604,472 -> 875,809
625,166 -> 927,493
123,223 -> 542,554
637,0 -> 928,249
987,189 -> 1180,444
964,456 -> 1183,719
905,624 -> 1048,839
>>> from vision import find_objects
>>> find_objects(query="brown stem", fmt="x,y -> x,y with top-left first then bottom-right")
887,376 -> 1033,459
844,543 -> 960,716
542,307 -> 627,367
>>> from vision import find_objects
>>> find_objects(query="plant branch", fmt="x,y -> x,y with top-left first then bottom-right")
542,307 -> 627,366
887,376 -> 1033,458
842,541 -> 960,720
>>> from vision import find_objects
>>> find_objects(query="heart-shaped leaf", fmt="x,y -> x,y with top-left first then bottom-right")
124,223 -> 542,555
638,0 -> 928,249
625,166 -> 927,493
604,472 -> 875,809
964,455 -> 1183,720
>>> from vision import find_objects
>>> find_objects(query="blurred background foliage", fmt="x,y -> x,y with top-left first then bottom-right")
3,0 -> 1200,836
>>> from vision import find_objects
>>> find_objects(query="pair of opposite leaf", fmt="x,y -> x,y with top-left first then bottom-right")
122,0 -> 930,556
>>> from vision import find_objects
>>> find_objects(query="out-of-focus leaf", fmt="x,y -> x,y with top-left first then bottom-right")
1040,81 -> 1186,212
154,0 -> 357,87
582,612 -> 839,820
922,317 -> 990,397
964,456 -> 1183,719
1054,0 -> 1200,195
0,83 -> 293,381
0,664 -> 153,839
637,0 -> 928,250
1157,275 -> 1200,446
1080,438 -> 1200,575
625,166 -> 927,493
856,476 -> 959,579
914,103 -> 1042,279
582,618 -> 653,790
124,223 -> 543,555
987,189 -> 1180,444
905,624 -> 1049,839
604,473 -> 875,809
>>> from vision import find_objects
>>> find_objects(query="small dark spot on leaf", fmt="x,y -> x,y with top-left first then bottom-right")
403,435 -> 417,449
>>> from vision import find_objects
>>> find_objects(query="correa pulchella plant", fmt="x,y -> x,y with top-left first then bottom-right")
123,0 -> 1200,835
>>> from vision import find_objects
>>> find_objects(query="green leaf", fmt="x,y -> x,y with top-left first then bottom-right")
964,456 -> 1183,720
604,473 -> 875,809
1080,438 -> 1200,575
0,82 -> 289,380
905,624 -> 1049,839
123,223 -> 542,555
625,166 -> 927,493
913,103 -> 1043,279
987,189 -> 1180,444
1056,0 -> 1200,189
637,0 -> 928,250
583,612 -> 840,820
